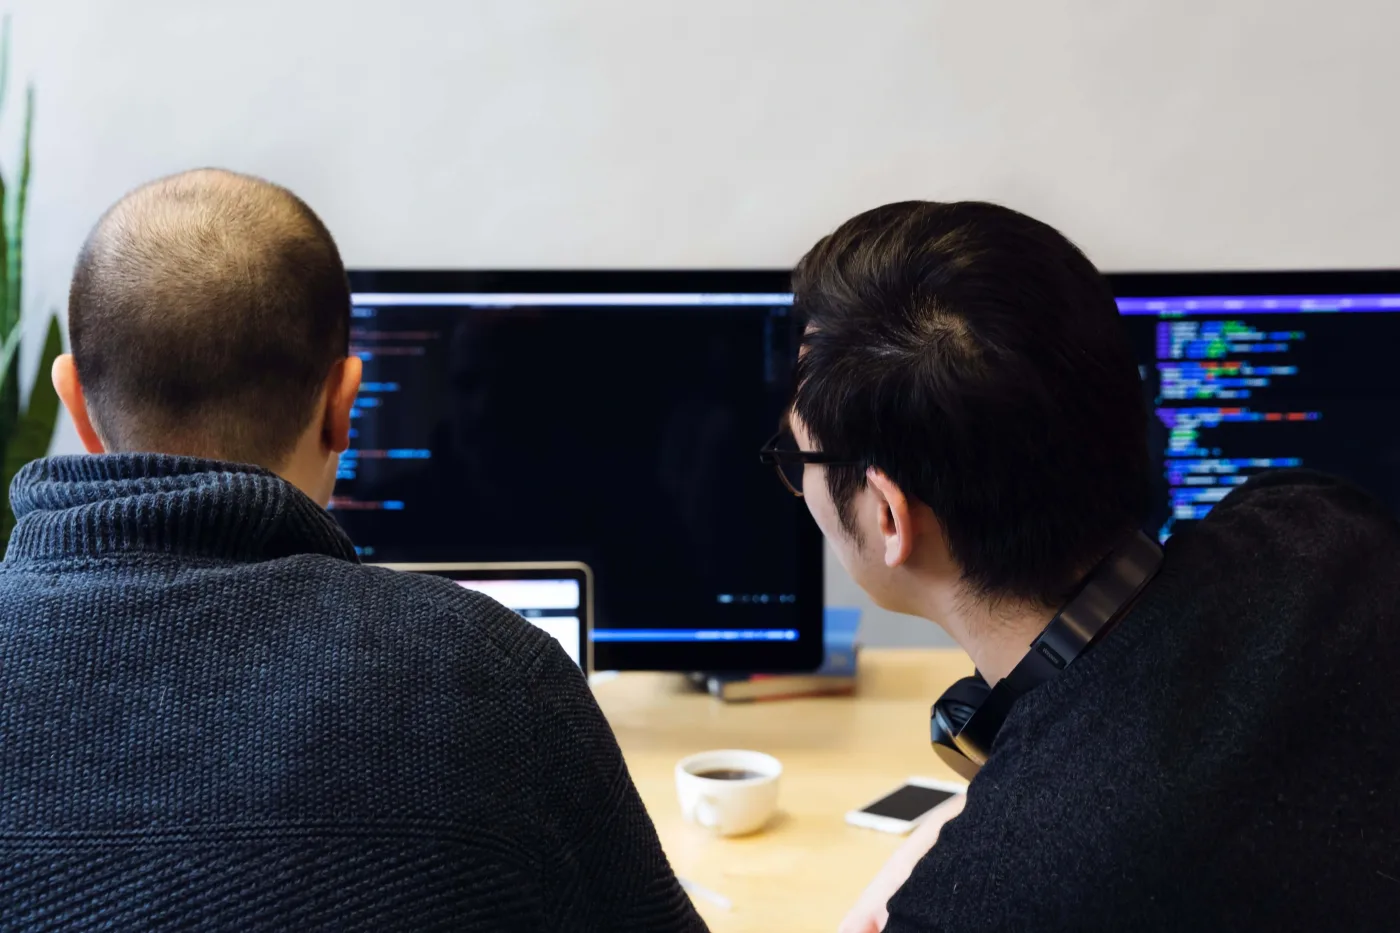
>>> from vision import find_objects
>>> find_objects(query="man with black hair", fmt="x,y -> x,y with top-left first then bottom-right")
0,169 -> 706,932
775,202 -> 1400,931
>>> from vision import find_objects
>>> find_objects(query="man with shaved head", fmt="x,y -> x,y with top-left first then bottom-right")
0,170 -> 706,933
59,168 -> 358,486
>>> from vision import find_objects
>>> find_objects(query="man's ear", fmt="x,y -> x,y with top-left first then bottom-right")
867,467 -> 916,568
322,355 -> 362,454
51,354 -> 105,454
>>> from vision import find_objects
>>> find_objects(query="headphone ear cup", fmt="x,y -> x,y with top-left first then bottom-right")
936,675 -> 993,733
930,674 -> 994,782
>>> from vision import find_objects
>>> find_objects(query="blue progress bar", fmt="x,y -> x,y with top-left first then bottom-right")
591,629 -> 799,642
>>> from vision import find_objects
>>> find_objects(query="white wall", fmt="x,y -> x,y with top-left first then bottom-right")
7,0 -> 1400,645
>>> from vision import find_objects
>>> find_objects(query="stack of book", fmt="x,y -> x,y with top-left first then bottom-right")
698,607 -> 862,702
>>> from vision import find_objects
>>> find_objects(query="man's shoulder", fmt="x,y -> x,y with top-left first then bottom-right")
883,471 -> 1400,929
1152,468 -> 1400,629
1152,468 -> 1400,616
256,555 -> 561,679
1205,468 -> 1400,551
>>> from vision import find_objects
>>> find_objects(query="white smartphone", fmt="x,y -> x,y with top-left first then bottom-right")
844,776 -> 967,835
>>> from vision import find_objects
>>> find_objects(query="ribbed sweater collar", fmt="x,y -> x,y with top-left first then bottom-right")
5,454 -> 358,564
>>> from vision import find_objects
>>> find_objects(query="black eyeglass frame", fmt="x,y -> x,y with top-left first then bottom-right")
759,430 -> 866,497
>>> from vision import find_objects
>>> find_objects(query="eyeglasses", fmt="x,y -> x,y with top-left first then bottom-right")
758,430 -> 864,497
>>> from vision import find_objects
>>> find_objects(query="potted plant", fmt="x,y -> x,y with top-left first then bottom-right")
0,18 -> 63,556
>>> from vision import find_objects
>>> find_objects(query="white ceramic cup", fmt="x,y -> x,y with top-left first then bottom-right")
675,749 -> 782,837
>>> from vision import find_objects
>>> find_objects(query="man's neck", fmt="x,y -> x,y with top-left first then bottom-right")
276,459 -> 331,508
926,595 -> 1057,685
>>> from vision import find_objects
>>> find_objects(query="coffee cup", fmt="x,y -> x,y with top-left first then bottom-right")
675,749 -> 782,837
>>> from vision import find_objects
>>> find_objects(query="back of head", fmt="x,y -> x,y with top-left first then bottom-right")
793,200 -> 1149,606
68,169 -> 350,466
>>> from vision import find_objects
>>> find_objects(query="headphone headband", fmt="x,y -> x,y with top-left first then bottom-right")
930,530 -> 1164,780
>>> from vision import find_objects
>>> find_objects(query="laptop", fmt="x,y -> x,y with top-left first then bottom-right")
374,562 -> 592,671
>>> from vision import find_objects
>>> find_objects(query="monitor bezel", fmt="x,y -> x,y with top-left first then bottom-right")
347,269 -> 825,673
349,269 -> 795,296
1107,269 -> 1400,298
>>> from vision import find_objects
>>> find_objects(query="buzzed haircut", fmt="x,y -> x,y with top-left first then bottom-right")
68,169 -> 351,466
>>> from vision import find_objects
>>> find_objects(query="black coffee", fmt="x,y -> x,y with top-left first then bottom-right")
693,768 -> 762,781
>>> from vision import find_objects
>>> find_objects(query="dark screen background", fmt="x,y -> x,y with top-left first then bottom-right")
861,785 -> 958,821
331,300 -> 813,659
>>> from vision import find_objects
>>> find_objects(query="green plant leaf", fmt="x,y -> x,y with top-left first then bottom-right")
0,321 -> 14,485
0,143 -> 10,344
4,313 -> 60,472
0,321 -> 15,471
6,83 -> 30,337
0,322 -> 19,394
0,313 -> 61,556
0,16 -> 10,339
0,17 -> 10,146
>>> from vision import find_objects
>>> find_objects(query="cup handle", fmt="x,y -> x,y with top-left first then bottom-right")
695,795 -> 722,831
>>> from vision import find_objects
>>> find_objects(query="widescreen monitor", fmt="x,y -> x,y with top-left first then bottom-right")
335,271 -> 822,672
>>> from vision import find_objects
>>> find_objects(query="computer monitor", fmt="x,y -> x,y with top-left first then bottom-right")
1110,270 -> 1400,542
335,271 -> 824,672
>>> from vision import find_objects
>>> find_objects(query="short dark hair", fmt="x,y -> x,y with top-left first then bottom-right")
68,168 -> 350,465
792,201 -> 1148,606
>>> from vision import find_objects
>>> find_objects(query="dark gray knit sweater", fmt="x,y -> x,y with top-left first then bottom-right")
0,455 -> 706,932
887,470 -> 1400,931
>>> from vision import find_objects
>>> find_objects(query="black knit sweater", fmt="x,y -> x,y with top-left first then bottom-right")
887,471 -> 1400,931
0,455 -> 706,933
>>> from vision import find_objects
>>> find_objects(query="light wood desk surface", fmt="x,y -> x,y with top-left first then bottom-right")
593,648 -> 974,933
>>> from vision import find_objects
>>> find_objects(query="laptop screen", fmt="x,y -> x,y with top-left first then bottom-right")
450,576 -> 583,666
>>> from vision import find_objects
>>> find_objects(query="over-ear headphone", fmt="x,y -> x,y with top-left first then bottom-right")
930,530 -> 1164,780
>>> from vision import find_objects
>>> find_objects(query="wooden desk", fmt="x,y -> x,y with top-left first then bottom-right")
593,648 -> 973,933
